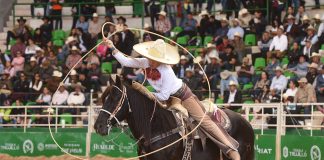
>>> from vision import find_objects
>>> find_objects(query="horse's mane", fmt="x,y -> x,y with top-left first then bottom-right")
125,84 -> 178,142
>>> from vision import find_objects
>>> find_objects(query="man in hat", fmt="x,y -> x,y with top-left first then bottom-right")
198,10 -> 209,37
300,26 -> 319,47
302,39 -> 317,57
295,77 -> 316,115
306,63 -> 319,84
310,52 -> 323,69
284,15 -> 301,40
105,38 -> 241,159
0,72 -> 12,91
88,13 -> 101,39
237,57 -> 254,85
52,85 -> 69,105
238,8 -> 251,29
288,55 -> 309,78
76,15 -> 89,33
224,80 -> 242,111
227,18 -> 244,40
67,82 -> 86,106
6,17 -> 31,50
39,60 -> 54,80
215,18 -> 229,38
268,26 -> 288,58
220,45 -> 237,71
205,53 -> 221,91
40,16 -> 53,43
312,14 -> 322,31
24,57 -> 40,79
65,46 -> 82,70
155,11 -> 171,36
249,10 -> 267,37
174,55 -> 192,79
317,14 -> 324,43
270,66 -> 288,93
46,70 -> 62,93
220,70 -> 238,98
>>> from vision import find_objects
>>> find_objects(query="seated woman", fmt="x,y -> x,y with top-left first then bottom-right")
253,71 -> 270,99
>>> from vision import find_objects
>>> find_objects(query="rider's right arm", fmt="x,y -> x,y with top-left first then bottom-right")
113,51 -> 149,69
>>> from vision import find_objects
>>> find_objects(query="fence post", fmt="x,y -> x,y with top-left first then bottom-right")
275,90 -> 284,160
24,105 -> 27,133
86,89 -> 94,158
55,105 -> 58,133
311,105 -> 314,136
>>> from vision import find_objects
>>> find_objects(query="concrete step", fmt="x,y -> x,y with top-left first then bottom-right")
0,33 -> 7,40
15,4 -> 31,11
17,0 -> 33,3
3,27 -> 10,32
0,45 -> 6,52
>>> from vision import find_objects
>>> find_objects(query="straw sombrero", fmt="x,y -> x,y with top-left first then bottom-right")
133,39 -> 180,65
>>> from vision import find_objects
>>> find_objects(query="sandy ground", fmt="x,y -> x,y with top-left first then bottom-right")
0,154 -> 134,160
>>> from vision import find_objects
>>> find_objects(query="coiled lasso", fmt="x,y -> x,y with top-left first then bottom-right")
47,21 -> 212,160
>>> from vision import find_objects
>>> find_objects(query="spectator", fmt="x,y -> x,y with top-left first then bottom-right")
310,52 -> 323,70
294,77 -> 316,115
220,70 -> 238,97
193,0 -> 203,14
284,15 -> 301,41
300,15 -> 311,37
33,28 -> 44,47
207,15 -> 220,36
76,15 -> 89,33
301,26 -> 319,48
149,0 -> 161,29
268,26 -> 288,59
47,50 -> 58,69
237,57 -> 254,85
249,10 -> 267,37
215,18 -> 229,39
216,36 -> 230,53
64,69 -> 78,87
24,57 -> 40,79
219,45 -> 237,71
6,17 -> 31,50
88,13 -> 101,39
287,42 -> 302,68
46,70 -> 62,93
11,37 -> 26,57
116,16 -> 126,25
224,80 -> 242,111
39,16 -> 53,43
313,14 -> 321,32
205,53 -> 221,91
174,55 -> 192,79
85,50 -> 100,69
35,87 -> 52,105
283,7 -> 295,24
76,27 -> 92,51
238,8 -> 252,29
178,13 -> 198,38
119,25 -> 135,56
295,5 -> 308,25
38,60 -> 54,80
258,32 -> 273,57
306,63 -> 319,85
12,73 -> 29,101
49,0 -> 63,29
315,66 -> 324,103
253,71 -> 270,99
270,19 -> 281,36
87,63 -> 101,92
29,73 -> 43,97
0,83 -> 11,106
65,46 -> 82,70
227,19 -> 244,40
204,43 -> 218,64
155,11 -> 171,36
270,66 -> 288,92
4,62 -> 15,79
285,80 -> 298,98
198,10 -> 209,38
183,68 -> 202,98
288,55 -> 309,78
80,0 -> 97,20
302,40 -> 317,57
11,51 -> 25,74
313,0 -> 320,9
0,73 -> 12,90
52,85 -> 69,105
67,83 -> 85,105
317,15 -> 324,43
231,32 -> 245,62
25,39 -> 41,61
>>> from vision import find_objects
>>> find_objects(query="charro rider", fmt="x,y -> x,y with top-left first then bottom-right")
103,37 -> 240,160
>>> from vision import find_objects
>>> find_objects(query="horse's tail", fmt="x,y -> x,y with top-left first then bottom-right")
223,109 -> 255,160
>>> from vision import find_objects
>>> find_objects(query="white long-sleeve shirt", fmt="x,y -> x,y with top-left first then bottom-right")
317,22 -> 324,37
269,34 -> 288,52
270,75 -> 288,91
52,90 -> 69,105
113,52 -> 183,101
67,92 -> 85,105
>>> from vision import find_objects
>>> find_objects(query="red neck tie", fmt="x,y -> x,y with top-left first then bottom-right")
145,68 -> 161,81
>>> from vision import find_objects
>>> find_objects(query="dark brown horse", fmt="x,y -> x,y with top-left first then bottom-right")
94,76 -> 254,160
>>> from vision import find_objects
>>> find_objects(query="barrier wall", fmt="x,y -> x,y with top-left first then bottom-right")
0,130 -> 323,159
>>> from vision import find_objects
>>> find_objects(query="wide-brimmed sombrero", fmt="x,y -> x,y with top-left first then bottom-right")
133,39 -> 180,65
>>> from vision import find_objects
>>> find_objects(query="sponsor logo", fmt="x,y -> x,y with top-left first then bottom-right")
0,143 -> 20,151
23,140 -> 34,154
283,146 -> 289,158
310,145 -> 321,160
37,143 -> 44,152
254,145 -> 273,154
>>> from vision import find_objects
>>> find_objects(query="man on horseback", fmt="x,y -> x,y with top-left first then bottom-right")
103,38 -> 240,160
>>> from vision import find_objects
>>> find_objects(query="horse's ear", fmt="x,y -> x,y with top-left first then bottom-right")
115,75 -> 122,87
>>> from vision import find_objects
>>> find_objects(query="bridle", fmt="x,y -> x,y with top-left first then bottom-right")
99,85 -> 131,134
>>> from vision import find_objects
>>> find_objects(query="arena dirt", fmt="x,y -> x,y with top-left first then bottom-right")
0,154 -> 136,160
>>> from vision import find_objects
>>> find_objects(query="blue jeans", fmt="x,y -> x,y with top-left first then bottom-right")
238,77 -> 251,85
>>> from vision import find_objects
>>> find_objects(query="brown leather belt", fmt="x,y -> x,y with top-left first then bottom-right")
171,83 -> 187,98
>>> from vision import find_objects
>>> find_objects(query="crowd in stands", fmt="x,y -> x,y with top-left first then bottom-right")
1,0 -> 324,127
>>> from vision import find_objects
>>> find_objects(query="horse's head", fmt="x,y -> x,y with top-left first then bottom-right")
94,76 -> 130,136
